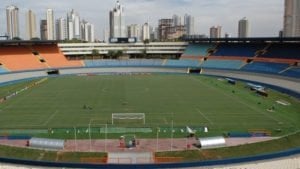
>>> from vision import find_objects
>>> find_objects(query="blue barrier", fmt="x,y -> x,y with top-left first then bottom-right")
228,132 -> 252,138
0,147 -> 300,168
0,135 -> 32,140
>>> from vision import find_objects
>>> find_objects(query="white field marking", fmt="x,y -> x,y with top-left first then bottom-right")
42,110 -> 59,126
190,76 -> 282,124
196,108 -> 214,125
276,100 -> 291,106
101,88 -> 108,92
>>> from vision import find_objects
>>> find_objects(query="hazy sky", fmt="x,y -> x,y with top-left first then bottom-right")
0,0 -> 283,40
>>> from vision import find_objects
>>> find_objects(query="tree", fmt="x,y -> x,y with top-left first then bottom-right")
12,37 -> 22,40
115,50 -> 123,59
143,39 -> 150,58
31,37 -> 40,41
107,50 -> 123,59
91,49 -> 100,60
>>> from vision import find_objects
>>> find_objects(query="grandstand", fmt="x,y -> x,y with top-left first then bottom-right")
241,61 -> 291,74
201,59 -> 245,70
281,67 -> 300,78
0,39 -> 299,79
0,46 -> 47,71
260,43 -> 300,59
32,45 -> 83,68
212,43 -> 264,57
84,59 -> 163,67
164,59 -> 200,67
181,43 -> 214,59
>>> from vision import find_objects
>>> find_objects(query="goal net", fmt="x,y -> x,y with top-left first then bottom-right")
112,113 -> 145,125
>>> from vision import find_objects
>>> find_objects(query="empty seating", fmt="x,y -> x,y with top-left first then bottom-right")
281,67 -> 300,78
0,65 -> 8,73
201,59 -> 244,70
84,59 -> 163,67
0,46 -> 47,71
260,43 -> 300,59
33,45 -> 83,68
182,44 -> 214,57
242,61 -> 290,74
213,43 -> 264,57
165,59 -> 200,67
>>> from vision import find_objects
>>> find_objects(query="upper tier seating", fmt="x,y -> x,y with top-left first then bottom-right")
165,59 -> 200,67
260,43 -> 300,59
212,43 -> 264,57
85,59 -> 163,67
182,44 -> 214,57
0,65 -> 8,73
0,46 -> 47,71
33,45 -> 83,68
281,67 -> 300,78
201,59 -> 244,70
241,61 -> 290,74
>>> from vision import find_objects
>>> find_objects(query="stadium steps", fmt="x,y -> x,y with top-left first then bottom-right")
279,66 -> 293,74
27,46 -> 51,68
238,60 -> 248,69
162,59 -> 168,66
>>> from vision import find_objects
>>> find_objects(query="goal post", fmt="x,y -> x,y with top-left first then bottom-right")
112,113 -> 145,125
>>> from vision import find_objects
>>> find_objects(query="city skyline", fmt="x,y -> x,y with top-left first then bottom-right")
1,0 -> 283,40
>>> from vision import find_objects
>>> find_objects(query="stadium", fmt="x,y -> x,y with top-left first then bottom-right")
0,37 -> 299,168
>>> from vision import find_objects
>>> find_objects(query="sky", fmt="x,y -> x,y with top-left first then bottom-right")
1,0 -> 284,40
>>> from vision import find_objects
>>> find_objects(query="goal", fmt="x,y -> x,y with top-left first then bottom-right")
112,113 -> 145,125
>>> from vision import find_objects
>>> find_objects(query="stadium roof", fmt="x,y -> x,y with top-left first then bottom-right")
0,40 -> 59,46
182,36 -> 300,43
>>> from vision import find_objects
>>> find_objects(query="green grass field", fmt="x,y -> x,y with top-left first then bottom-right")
0,74 -> 299,138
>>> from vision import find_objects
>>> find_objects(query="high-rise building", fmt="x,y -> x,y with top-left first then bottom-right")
158,19 -> 186,41
142,22 -> 150,41
172,15 -> 182,26
158,19 -> 173,41
40,20 -> 48,40
6,5 -> 19,39
46,9 -> 55,40
56,18 -> 67,40
109,1 -> 126,38
127,24 -> 140,40
238,17 -> 249,38
283,0 -> 300,37
81,20 -> 95,42
210,26 -> 222,38
67,9 -> 81,40
184,14 -> 194,35
26,10 -> 37,40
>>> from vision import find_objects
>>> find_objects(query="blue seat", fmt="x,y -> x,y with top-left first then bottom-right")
242,62 -> 289,74
281,67 -> 300,78
213,43 -> 264,57
84,59 -> 164,67
183,44 -> 214,57
201,60 -> 244,70
0,66 -> 8,73
261,43 -> 300,59
165,60 -> 200,67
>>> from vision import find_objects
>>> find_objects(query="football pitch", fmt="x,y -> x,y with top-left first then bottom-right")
0,74 -> 299,137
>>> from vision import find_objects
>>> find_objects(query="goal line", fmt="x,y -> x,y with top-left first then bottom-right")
112,113 -> 145,125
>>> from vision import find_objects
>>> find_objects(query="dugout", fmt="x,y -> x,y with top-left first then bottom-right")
28,137 -> 64,150
256,89 -> 268,97
225,78 -> 236,85
47,69 -> 60,75
188,68 -> 202,74
198,136 -> 226,149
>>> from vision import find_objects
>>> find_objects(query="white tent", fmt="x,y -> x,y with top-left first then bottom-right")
29,137 -> 64,150
198,136 -> 226,149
